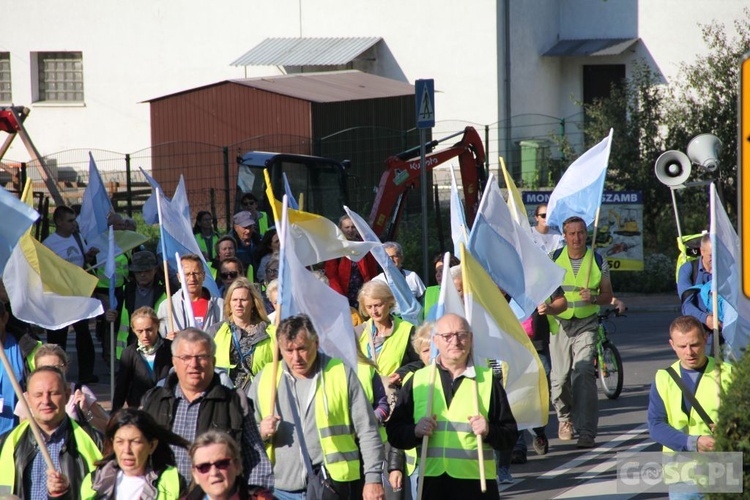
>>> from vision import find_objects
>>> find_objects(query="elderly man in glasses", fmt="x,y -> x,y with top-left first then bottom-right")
386,313 -> 518,499
157,254 -> 224,339
140,328 -> 273,489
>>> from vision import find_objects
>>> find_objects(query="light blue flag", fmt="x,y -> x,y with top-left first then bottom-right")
283,173 -> 299,210
0,187 -> 38,275
710,183 -> 750,360
449,165 -> 468,256
343,206 -> 422,324
106,226 -> 118,311
157,177 -> 220,297
279,196 -> 358,369
546,129 -> 613,231
171,176 -> 192,222
467,174 -> 566,320
140,167 -> 168,225
79,153 -> 113,243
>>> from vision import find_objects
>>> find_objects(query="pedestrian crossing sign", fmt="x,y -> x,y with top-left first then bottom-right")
415,79 -> 435,129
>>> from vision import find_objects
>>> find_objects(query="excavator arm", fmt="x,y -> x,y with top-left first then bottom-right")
368,126 -> 486,240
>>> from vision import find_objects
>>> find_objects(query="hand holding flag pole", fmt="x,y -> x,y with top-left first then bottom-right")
155,190 -> 175,335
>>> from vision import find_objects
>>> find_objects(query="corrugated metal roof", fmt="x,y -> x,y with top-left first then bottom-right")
230,70 -> 414,103
543,38 -> 639,57
231,37 -> 382,67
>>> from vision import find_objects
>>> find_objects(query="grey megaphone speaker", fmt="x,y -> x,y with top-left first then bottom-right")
655,150 -> 691,186
687,133 -> 721,172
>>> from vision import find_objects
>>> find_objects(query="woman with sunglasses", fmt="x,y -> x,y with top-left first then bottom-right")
206,278 -> 273,391
77,408 -> 188,499
529,203 -> 562,254
184,431 -> 273,500
217,257 -> 245,297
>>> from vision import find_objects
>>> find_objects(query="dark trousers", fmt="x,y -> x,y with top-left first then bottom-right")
423,474 -> 500,500
47,319 -> 95,380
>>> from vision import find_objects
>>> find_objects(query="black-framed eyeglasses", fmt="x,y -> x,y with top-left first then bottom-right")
173,354 -> 212,364
193,458 -> 233,474
220,271 -> 239,279
435,331 -> 471,343
537,213 -> 547,219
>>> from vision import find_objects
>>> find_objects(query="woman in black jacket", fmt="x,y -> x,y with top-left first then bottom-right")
113,306 -> 172,410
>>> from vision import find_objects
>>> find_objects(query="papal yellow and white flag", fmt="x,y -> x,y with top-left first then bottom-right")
264,170 -> 377,267
500,157 -> 530,231
460,244 -> 549,430
4,180 -> 103,329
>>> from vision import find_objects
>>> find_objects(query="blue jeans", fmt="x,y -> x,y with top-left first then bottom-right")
273,489 -> 306,500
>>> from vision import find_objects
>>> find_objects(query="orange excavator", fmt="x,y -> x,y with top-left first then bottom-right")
368,126 -> 486,240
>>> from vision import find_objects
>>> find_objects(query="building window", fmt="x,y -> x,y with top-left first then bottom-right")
36,52 -> 84,102
0,53 -> 11,103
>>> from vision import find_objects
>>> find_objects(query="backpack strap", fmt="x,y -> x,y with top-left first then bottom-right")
665,366 -> 714,430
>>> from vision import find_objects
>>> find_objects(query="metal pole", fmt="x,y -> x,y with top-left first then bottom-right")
223,147 -> 231,231
125,154 -> 133,217
421,128 -> 429,283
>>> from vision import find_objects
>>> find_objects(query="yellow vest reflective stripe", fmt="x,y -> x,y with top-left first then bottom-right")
358,317 -> 413,376
257,358 -> 360,482
554,248 -> 601,320
412,365 -> 496,479
80,465 -> 181,499
116,293 -> 167,359
214,322 -> 275,378
0,420 -> 102,492
654,358 -> 732,452
96,253 -> 129,288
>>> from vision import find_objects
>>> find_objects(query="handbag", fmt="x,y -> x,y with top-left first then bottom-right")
283,376 -> 341,500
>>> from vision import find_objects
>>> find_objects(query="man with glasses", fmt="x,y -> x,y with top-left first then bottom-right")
157,254 -> 224,338
140,328 -> 273,489
387,313 -> 518,499
529,203 -> 562,254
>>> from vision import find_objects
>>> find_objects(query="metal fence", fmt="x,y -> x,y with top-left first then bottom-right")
0,112 -> 587,229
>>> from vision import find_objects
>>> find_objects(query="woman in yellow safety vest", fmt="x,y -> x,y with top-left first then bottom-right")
206,278 -> 273,390
193,211 -> 221,262
356,280 -> 419,384
80,408 -> 188,499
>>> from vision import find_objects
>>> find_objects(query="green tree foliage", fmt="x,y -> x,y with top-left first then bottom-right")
570,11 -> 750,256
709,353 -> 750,499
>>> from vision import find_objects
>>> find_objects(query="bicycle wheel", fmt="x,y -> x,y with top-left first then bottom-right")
598,341 -> 623,399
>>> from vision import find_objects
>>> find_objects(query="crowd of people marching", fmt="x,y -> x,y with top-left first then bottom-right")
0,188 -> 733,500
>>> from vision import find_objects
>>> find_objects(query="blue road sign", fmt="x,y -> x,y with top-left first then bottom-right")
415,79 -> 435,129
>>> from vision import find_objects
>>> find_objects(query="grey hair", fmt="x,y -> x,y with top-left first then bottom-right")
277,314 -> 319,343
189,430 -> 241,463
383,241 -> 403,259
449,265 -> 462,280
171,328 -> 216,356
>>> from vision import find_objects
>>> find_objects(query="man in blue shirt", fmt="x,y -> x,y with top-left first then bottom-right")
676,234 -> 717,331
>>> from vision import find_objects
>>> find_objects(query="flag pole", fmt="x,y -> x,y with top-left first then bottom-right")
709,185 -> 722,367
473,379 -> 487,492
0,340 -> 56,470
269,195 -> 289,426
416,357 -> 437,500
156,190 -> 175,334
585,206 -> 602,289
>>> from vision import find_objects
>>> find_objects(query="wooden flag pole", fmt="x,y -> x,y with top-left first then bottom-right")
473,378 -> 487,493
584,206 -> 602,290
155,190 -> 175,334
0,341 -> 55,470
416,359 -> 437,500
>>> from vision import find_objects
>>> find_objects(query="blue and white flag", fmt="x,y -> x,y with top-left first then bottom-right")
710,183 -> 750,360
283,172 -> 299,210
140,167 -> 168,225
156,180 -> 220,297
449,165 -> 468,256
79,153 -> 113,243
0,186 -> 38,275
344,206 -> 422,325
467,174 -> 565,320
279,196 -> 358,370
546,129 -> 613,231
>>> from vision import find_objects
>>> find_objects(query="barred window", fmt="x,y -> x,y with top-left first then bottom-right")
37,52 -> 84,102
0,53 -> 11,103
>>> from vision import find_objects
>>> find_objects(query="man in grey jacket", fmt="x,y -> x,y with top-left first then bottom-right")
250,314 -> 385,500
157,254 -> 224,338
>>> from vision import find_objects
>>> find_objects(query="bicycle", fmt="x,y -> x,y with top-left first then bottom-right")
596,308 -> 625,399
